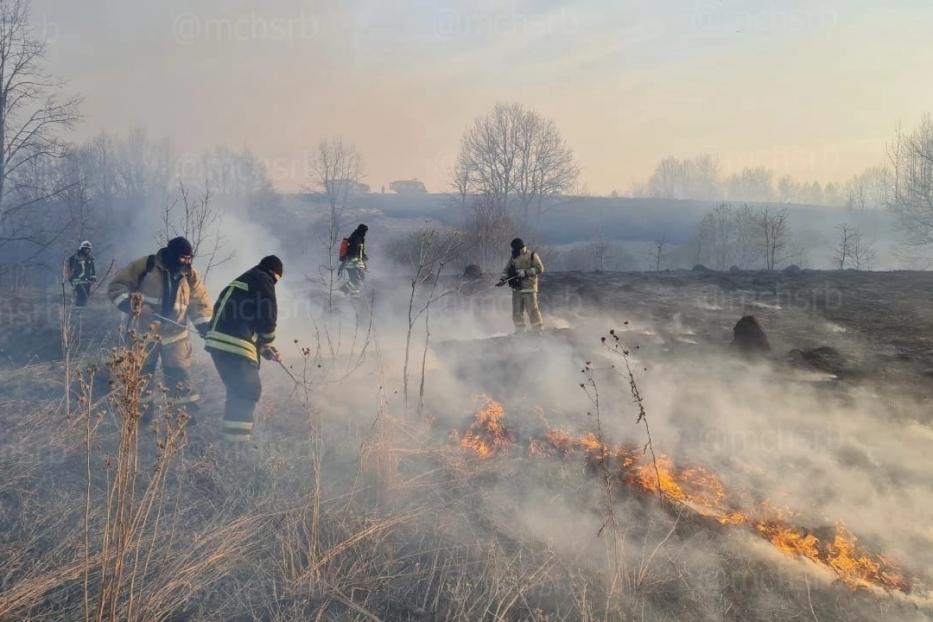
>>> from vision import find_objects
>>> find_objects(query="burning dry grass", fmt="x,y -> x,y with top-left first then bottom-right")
0,330 -> 930,620
457,399 -> 914,596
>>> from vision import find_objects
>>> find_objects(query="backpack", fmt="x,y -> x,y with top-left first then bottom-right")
338,238 -> 350,261
135,254 -> 193,289
137,255 -> 157,289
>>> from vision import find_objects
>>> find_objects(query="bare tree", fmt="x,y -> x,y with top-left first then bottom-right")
648,154 -> 721,200
832,223 -> 874,270
833,223 -> 855,270
559,240 -> 635,272
398,226 -> 462,412
726,167 -> 775,203
460,194 -> 515,271
653,237 -> 667,272
449,160 -> 471,212
888,115 -> 933,245
851,230 -> 875,270
0,0 -> 81,252
113,127 -> 174,216
307,138 -> 363,310
844,165 -> 889,212
647,156 -> 684,199
693,203 -> 761,270
385,226 -> 465,274
454,102 -> 578,222
754,206 -> 790,271
159,180 -> 230,280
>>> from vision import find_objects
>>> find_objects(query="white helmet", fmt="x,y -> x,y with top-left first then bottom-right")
79,240 -> 92,250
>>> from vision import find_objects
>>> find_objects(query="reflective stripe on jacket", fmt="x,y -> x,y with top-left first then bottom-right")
204,266 -> 277,365
68,254 -> 96,283
107,250 -> 213,337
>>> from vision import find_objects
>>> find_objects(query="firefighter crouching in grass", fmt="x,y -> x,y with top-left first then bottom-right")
108,237 -> 213,419
205,255 -> 282,446
497,237 -> 545,334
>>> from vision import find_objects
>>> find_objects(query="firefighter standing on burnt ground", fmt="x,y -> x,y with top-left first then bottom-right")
205,255 -> 282,446
339,224 -> 368,298
497,238 -> 545,334
108,237 -> 213,419
66,241 -> 97,308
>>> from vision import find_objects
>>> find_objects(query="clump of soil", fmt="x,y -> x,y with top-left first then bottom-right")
731,315 -> 771,355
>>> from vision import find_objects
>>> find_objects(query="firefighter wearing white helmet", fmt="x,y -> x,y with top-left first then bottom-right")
66,241 -> 96,308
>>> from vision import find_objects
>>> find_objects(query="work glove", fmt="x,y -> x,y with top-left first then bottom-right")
516,269 -> 527,278
195,322 -> 210,338
261,345 -> 280,362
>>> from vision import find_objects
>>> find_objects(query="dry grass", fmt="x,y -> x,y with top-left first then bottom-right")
0,319 -> 929,622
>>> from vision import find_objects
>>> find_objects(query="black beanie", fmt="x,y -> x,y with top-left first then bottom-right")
510,238 -> 524,250
163,237 -> 193,267
258,255 -> 284,278
167,236 -> 193,256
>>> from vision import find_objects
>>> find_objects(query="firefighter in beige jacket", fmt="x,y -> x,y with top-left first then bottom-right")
497,238 -> 545,333
108,237 -> 213,415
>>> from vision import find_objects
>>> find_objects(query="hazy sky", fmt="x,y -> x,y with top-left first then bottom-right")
33,0 -> 933,194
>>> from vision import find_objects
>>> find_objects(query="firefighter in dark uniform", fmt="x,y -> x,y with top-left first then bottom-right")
205,255 -> 283,445
67,241 -> 97,307
339,224 -> 367,298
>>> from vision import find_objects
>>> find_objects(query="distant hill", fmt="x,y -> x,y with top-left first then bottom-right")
284,193 -> 895,249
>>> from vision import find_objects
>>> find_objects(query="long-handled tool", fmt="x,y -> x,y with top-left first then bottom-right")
153,314 -> 307,387
153,313 -> 197,333
494,273 -> 522,288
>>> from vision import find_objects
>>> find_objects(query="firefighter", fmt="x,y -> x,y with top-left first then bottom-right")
497,238 -> 545,334
66,241 -> 96,308
108,237 -> 213,417
204,255 -> 282,445
339,224 -> 368,298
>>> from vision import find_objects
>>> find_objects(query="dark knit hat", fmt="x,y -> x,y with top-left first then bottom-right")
166,236 -> 193,257
258,255 -> 284,278
510,238 -> 525,250
163,236 -> 194,269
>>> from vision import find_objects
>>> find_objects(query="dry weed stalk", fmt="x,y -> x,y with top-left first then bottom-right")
603,330 -> 663,503
84,328 -> 190,621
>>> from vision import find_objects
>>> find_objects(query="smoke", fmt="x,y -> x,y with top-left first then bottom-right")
274,268 -> 933,604
153,193 -> 933,606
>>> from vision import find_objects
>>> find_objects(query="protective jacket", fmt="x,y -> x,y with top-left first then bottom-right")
344,228 -> 367,268
204,265 -> 277,365
67,252 -> 96,284
502,248 -> 545,293
108,249 -> 213,342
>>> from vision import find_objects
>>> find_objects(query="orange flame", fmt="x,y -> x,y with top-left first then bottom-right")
459,398 -> 513,459
457,403 -> 911,593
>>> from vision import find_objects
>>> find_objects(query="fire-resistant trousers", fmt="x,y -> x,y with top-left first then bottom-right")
210,350 -> 262,443
73,283 -> 90,307
512,290 -> 543,332
141,335 -> 199,411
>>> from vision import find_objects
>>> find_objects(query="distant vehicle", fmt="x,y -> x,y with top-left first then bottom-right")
390,179 -> 427,194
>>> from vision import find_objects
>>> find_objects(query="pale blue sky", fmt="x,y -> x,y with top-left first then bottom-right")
32,0 -> 933,192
